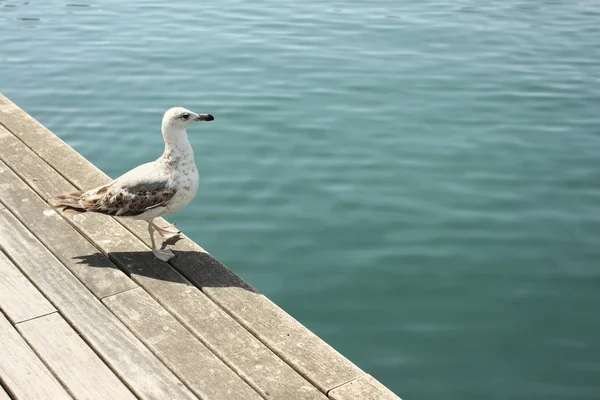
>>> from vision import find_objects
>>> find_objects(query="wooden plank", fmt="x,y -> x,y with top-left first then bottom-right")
0,93 -> 365,393
0,312 -> 72,400
0,208 -> 197,400
103,288 -> 262,400
0,112 -> 326,399
16,312 -> 137,400
0,250 -> 56,324
0,129 -> 137,299
328,375 -> 401,400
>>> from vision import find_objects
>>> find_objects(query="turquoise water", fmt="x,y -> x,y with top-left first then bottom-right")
2,1 -> 600,398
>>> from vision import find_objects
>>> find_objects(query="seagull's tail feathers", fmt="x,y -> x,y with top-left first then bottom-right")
49,191 -> 87,216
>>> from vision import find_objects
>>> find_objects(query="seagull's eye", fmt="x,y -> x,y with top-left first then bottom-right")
181,114 -> 190,120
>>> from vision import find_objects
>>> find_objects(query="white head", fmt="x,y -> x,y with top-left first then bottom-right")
161,107 -> 214,133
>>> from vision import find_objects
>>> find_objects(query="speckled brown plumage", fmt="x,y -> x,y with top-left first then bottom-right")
50,185 -> 176,217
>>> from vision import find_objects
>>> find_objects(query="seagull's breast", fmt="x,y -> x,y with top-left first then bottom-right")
164,156 -> 199,215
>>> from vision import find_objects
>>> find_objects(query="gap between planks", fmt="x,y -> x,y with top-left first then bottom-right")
99,286 -> 140,300
325,373 -> 368,395
13,311 -> 59,327
0,308 -> 75,400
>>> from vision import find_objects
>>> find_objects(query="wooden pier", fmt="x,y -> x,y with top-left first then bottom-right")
0,94 -> 400,400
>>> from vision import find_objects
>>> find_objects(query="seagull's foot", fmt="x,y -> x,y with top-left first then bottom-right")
153,247 -> 175,262
152,222 -> 181,239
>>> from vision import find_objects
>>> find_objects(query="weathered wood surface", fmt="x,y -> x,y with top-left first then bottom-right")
169,245 -> 365,392
0,250 -> 56,324
16,312 -> 138,400
103,287 -> 263,400
0,128 -> 138,299
329,374 -> 401,400
0,312 -> 72,400
0,93 -> 401,400
0,107 -> 327,400
0,208 -> 196,400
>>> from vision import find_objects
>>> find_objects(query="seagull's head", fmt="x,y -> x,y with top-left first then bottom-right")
162,107 -> 214,132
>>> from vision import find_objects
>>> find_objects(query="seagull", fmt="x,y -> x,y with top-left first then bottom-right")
50,107 -> 214,261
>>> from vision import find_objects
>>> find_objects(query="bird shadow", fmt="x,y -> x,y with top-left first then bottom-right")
72,246 -> 258,293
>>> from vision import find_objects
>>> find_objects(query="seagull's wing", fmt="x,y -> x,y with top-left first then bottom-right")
79,162 -> 176,217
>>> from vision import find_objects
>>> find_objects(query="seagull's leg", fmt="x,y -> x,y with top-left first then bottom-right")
151,221 -> 181,239
147,218 -> 175,261
147,219 -> 157,251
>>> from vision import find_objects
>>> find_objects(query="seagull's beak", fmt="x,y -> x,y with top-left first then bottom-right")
195,114 -> 214,122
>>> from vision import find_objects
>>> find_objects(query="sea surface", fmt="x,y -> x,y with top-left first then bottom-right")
2,1 -> 600,398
